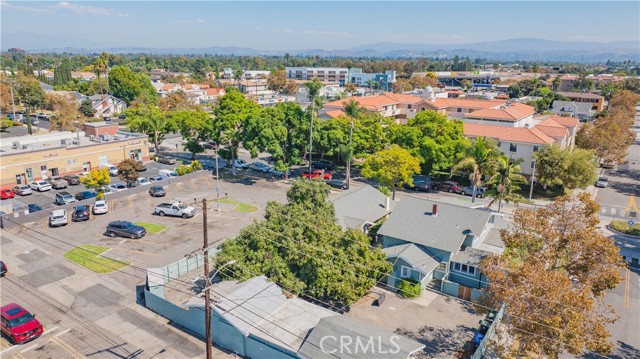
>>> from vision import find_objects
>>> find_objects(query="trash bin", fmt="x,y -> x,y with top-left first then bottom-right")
373,293 -> 386,306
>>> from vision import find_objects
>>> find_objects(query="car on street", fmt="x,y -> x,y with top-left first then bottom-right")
12,185 -> 32,196
249,162 -> 271,173
28,181 -> 52,192
404,175 -> 431,192
1,189 -> 15,200
72,205 -> 90,221
63,175 -> 81,185
431,180 -> 461,193
46,176 -> 68,189
147,176 -> 163,183
75,190 -> 97,201
108,183 -> 127,192
136,161 -> 147,171
0,303 -> 44,344
93,200 -> 109,215
105,221 -> 146,239
55,191 -> 77,205
327,179 -> 348,190
157,156 -> 177,165
312,159 -> 335,171
0,261 -> 6,276
148,186 -> 166,197
49,209 -> 68,227
595,177 -> 609,188
459,186 -> 487,198
27,204 -> 42,213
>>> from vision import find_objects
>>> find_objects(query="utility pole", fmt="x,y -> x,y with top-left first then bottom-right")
9,78 -> 16,124
309,107 -> 314,174
529,160 -> 536,202
214,147 -> 220,211
202,199 -> 212,359
346,119 -> 354,189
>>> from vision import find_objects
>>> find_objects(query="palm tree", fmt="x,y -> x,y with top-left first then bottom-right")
284,53 -> 290,66
304,79 -> 323,172
451,137 -> 500,203
91,53 -> 109,95
343,98 -> 365,118
487,156 -> 528,213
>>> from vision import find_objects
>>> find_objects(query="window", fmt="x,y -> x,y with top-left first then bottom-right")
451,261 -> 477,275
531,160 -> 535,169
408,104 -> 412,109
457,108 -> 462,113
401,266 -> 411,278
509,143 -> 517,152
25,168 -> 33,182
40,165 -> 47,171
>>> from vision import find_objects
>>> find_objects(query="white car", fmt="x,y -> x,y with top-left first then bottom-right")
269,167 -> 287,178
93,200 -> 109,215
29,181 -> 52,192
148,176 -> 163,183
109,184 -> 127,192
249,162 -> 271,173
233,159 -> 249,169
49,209 -> 68,227
137,177 -> 151,186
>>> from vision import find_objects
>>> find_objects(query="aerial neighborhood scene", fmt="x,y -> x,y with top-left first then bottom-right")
1,1 -> 640,358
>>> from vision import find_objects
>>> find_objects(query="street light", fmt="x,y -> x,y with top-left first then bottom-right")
529,159 -> 536,202
208,259 -> 236,285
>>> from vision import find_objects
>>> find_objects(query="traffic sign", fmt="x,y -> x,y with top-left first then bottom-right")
629,220 -> 636,226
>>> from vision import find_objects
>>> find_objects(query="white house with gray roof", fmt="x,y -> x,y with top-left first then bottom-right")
550,100 -> 595,121
377,197 -> 507,299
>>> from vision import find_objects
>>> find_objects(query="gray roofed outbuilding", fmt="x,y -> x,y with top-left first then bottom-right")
383,243 -> 440,274
377,197 -> 492,253
331,184 -> 394,230
297,315 -> 425,359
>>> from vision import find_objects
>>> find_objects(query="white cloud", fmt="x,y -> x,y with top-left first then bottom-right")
1,1 -> 49,13
174,18 -> 206,25
54,2 -> 128,17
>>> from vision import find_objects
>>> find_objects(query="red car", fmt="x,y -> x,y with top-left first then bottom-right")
0,303 -> 43,344
301,169 -> 332,180
0,189 -> 14,200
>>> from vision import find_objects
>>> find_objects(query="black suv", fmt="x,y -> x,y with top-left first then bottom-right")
312,159 -> 335,171
106,221 -> 146,239
72,205 -> 90,221
404,175 -> 431,192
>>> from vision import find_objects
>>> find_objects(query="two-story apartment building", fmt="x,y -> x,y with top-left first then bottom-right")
557,91 -> 605,113
286,67 -> 349,83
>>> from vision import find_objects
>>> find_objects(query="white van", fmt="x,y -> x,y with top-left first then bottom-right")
158,169 -> 179,180
101,164 -> 118,176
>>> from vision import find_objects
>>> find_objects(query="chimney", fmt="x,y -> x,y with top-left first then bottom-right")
385,197 -> 390,211
432,204 -> 438,216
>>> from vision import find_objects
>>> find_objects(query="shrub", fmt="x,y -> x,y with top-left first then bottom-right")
377,185 -> 390,197
610,220 -> 640,236
96,192 -> 105,200
397,278 -> 421,298
191,160 -> 203,171
1,119 -> 16,130
175,164 -> 193,176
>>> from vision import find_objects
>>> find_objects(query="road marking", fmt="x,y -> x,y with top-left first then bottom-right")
19,343 -> 38,353
13,353 -> 26,359
45,325 -> 60,334
128,196 -> 132,208
42,219 -> 49,234
51,336 -> 85,359
55,329 -> 71,337
146,193 -> 151,203
624,268 -> 630,307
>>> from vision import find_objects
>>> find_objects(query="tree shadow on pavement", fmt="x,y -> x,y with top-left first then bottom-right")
395,325 -> 475,358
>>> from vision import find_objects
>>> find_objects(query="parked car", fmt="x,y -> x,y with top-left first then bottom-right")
0,261 -> 6,276
312,159 -> 335,171
0,303 -> 44,344
100,164 -> 118,176
148,186 -> 166,197
147,176 -> 163,183
63,175 -> 81,185
404,175 -> 431,192
75,190 -> 97,201
49,209 -> 68,227
136,161 -> 147,171
232,159 -> 249,169
158,170 -> 179,180
105,221 -> 146,239
327,179 -> 348,190
46,176 -> 68,189
1,189 -> 15,200
155,202 -> 196,218
459,186 -> 487,198
108,184 -> 127,192
136,177 -> 151,186
28,181 -> 52,192
301,169 -> 332,180
55,191 -> 77,205
249,162 -> 271,173
431,181 -> 461,193
93,200 -> 109,215
12,185 -> 32,196
157,156 -> 177,165
202,141 -> 217,150
269,167 -> 287,178
72,205 -> 90,221
595,177 -> 609,188
27,204 -> 42,213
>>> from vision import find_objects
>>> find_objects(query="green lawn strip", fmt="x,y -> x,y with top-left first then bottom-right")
218,198 -> 259,213
134,222 -> 168,234
63,244 -> 130,274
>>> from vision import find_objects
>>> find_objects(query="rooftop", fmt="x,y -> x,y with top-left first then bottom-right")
331,184 -> 394,230
464,102 -> 534,121
464,123 -> 555,145
557,91 -> 604,100
382,243 -> 440,274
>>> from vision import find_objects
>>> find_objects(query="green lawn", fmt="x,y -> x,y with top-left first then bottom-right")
63,245 -> 130,274
134,222 -> 168,234
219,198 -> 259,213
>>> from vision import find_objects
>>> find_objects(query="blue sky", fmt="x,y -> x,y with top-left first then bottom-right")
1,1 -> 638,50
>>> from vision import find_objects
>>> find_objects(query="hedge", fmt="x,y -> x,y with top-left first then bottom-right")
398,277 -> 422,298
610,220 -> 640,236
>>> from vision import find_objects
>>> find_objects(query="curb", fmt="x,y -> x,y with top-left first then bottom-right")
606,224 -> 640,239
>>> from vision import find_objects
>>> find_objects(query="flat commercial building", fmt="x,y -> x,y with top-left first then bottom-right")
0,122 -> 149,187
286,67 -> 349,82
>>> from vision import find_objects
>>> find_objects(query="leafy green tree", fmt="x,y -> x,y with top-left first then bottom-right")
91,52 -> 109,95
535,145 -> 598,190
108,65 -> 157,105
451,137 -> 500,202
15,74 -> 45,135
533,145 -> 565,188
116,159 -> 143,187
213,88 -> 259,175
361,145 -> 421,200
173,109 -> 212,159
126,104 -> 177,155
80,168 -> 111,191
215,180 -> 392,308
487,156 -> 527,213
78,98 -> 95,117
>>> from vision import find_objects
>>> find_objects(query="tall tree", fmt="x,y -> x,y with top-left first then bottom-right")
91,52 -> 109,95
361,144 -> 421,200
173,109 -> 212,160
451,137 -> 500,202
478,194 -> 625,358
266,69 -> 287,93
15,74 -> 45,135
342,98 -> 366,118
304,79 -> 323,169
108,65 -> 157,105
80,168 -> 111,191
117,159 -> 144,187
78,98 -> 95,118
487,156 -> 527,213
45,93 -> 82,131
126,104 -> 177,155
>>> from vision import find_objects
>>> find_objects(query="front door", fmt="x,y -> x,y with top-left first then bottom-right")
15,174 -> 25,185
25,168 -> 34,182
50,168 -> 59,177
83,162 -> 91,172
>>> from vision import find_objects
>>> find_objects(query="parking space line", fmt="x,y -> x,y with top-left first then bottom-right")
55,329 -> 70,337
128,196 -> 133,208
42,219 -> 49,234
19,343 -> 38,353
50,336 -> 85,359
146,193 -> 151,203
13,353 -> 26,359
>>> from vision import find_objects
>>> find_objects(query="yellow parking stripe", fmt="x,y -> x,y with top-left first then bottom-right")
128,196 -> 133,208
13,353 -> 26,359
51,336 -> 85,359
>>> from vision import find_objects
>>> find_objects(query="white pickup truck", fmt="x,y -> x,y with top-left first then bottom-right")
155,202 -> 196,218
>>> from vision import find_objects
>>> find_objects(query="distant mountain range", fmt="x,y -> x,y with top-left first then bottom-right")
2,32 -> 638,62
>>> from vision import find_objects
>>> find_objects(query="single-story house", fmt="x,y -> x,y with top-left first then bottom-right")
331,184 -> 395,232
